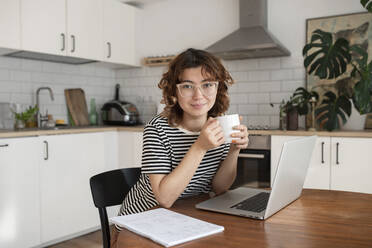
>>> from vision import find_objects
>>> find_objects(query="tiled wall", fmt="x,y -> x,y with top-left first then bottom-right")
0,55 -> 306,129
0,56 -> 118,128
116,56 -> 306,128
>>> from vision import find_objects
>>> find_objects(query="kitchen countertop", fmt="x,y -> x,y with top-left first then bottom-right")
1,126 -> 372,138
0,125 -> 145,138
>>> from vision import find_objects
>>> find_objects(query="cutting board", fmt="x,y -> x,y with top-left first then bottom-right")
64,88 -> 90,126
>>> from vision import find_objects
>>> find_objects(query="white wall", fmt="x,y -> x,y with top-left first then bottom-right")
117,0 -> 366,127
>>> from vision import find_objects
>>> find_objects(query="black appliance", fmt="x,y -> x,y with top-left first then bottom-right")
231,134 -> 271,189
101,84 -> 140,126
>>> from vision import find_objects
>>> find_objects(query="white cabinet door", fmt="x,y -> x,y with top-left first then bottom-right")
0,0 -> 20,52
67,0 -> 103,60
104,131 -> 118,171
118,131 -> 143,168
303,137 -> 330,190
331,137 -> 372,194
0,137 -> 41,248
271,135 -> 330,190
103,0 -> 136,65
39,133 -> 105,243
21,0 -> 66,56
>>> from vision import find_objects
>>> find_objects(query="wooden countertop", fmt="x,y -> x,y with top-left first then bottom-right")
0,125 -> 145,138
1,125 -> 372,139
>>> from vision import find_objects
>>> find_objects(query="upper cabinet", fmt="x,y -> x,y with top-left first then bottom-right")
0,0 -> 20,53
22,0 -> 103,60
103,0 -> 136,65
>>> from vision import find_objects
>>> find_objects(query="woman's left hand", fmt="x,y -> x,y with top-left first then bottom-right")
231,120 -> 249,150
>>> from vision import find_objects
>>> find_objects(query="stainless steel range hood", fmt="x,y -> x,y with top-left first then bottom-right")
206,0 -> 290,60
5,50 -> 96,65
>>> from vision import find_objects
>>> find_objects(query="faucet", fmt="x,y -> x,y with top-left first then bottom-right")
36,87 -> 54,128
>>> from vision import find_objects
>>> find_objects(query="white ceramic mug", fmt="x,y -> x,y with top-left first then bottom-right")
216,114 -> 240,143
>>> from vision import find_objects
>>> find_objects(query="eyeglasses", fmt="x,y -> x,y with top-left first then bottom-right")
176,82 -> 219,97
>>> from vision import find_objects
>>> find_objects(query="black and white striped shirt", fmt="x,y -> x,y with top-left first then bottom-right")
118,115 -> 230,219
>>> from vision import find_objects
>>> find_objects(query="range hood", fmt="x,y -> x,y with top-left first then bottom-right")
5,50 -> 96,65
206,0 -> 290,60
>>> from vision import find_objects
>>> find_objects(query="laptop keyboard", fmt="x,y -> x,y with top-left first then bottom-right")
230,192 -> 270,212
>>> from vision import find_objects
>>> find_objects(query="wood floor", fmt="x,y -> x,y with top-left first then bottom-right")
47,230 -> 102,248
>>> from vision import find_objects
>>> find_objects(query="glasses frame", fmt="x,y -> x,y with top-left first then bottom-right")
176,81 -> 219,98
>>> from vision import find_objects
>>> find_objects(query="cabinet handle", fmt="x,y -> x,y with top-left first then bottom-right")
107,42 -> 111,58
71,35 -> 76,53
336,142 -> 339,165
61,33 -> 65,51
44,141 -> 49,160
321,142 -> 324,164
0,144 -> 9,147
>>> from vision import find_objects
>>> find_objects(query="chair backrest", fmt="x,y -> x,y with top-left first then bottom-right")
90,167 -> 141,248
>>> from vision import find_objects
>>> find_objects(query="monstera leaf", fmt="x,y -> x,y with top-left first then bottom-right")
291,87 -> 319,115
303,29 -> 351,79
315,92 -> 351,131
350,45 -> 372,114
361,0 -> 372,12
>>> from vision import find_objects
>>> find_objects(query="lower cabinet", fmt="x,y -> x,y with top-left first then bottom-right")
0,137 -> 41,248
39,133 -> 106,244
271,135 -> 372,194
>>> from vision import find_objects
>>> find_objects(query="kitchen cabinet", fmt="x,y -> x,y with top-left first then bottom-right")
39,132 -> 105,243
21,0 -> 103,60
0,0 -> 20,53
118,131 -> 143,168
271,135 -> 372,194
103,0 -> 137,66
0,137 -> 41,248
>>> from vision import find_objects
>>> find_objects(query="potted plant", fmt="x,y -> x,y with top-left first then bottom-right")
303,28 -> 372,131
273,87 -> 319,130
12,105 -> 38,129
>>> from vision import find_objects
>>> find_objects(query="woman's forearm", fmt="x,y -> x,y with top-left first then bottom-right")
212,147 -> 240,195
151,142 -> 207,208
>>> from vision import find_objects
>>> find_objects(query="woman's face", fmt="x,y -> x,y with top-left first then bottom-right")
176,66 -> 217,120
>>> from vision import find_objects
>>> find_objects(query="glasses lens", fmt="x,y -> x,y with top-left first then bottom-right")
178,82 -> 218,97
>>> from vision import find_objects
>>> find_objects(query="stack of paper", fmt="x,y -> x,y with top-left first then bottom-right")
110,208 -> 224,247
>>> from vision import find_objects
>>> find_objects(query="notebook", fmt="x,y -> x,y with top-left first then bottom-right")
110,208 -> 224,247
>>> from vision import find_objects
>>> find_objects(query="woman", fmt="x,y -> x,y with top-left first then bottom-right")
111,48 -> 249,246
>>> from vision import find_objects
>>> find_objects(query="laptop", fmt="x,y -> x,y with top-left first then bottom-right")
195,136 -> 317,220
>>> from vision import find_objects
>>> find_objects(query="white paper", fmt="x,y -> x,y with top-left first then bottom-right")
110,208 -> 224,247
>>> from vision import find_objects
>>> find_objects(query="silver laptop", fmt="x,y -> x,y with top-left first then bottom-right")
196,136 -> 317,220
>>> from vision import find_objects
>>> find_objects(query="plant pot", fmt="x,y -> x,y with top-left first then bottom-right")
286,109 -> 299,130
342,102 -> 367,131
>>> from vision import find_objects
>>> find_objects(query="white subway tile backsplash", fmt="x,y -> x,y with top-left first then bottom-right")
0,69 -> 10,80
293,68 -> 306,80
0,92 -> 11,102
238,104 -> 258,115
238,82 -> 259,92
248,70 -> 270,81
231,71 -> 248,82
270,69 -> 293,80
42,61 -> 61,73
229,93 -> 248,104
258,58 -> 281,69
235,59 -> 258,71
281,80 -> 304,91
259,81 -> 281,92
248,93 -> 270,103
280,56 -> 303,69
21,59 -> 43,71
0,81 -> 21,92
270,92 -> 292,103
258,104 -> 279,115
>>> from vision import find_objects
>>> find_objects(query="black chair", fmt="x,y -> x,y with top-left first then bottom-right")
90,168 -> 141,248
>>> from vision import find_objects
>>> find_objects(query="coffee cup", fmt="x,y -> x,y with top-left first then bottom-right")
216,114 -> 240,143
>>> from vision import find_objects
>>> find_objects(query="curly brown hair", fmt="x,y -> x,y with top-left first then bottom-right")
158,48 -> 234,126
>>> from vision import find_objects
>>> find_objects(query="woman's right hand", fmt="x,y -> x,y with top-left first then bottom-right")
195,117 -> 225,151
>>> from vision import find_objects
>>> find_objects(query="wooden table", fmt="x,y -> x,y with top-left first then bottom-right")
116,189 -> 372,248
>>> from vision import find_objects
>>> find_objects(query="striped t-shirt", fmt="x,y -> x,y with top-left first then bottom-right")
118,115 -> 230,219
